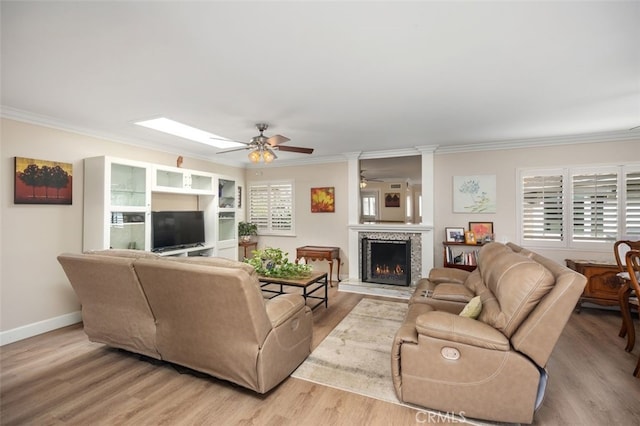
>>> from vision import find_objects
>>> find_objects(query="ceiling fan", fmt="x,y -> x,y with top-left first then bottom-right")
359,170 -> 383,189
216,123 -> 314,163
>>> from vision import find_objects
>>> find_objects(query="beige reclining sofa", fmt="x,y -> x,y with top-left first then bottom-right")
392,242 -> 586,424
58,249 -> 313,394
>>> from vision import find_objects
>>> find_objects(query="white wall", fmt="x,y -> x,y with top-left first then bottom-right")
433,139 -> 640,267
0,118 -> 244,343
245,162 -> 349,278
3,117 -> 639,344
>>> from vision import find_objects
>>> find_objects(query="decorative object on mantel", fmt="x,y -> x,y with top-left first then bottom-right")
453,175 -> 496,213
14,157 -> 72,205
176,156 -> 183,168
238,221 -> 258,243
245,247 -> 312,279
310,187 -> 335,213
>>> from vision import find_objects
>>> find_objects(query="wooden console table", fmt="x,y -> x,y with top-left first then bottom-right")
296,246 -> 341,285
565,259 -> 621,309
238,240 -> 257,260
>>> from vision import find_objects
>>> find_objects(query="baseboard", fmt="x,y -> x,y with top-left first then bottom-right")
0,311 -> 82,346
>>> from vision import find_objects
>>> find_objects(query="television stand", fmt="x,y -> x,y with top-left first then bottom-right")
156,244 -> 215,258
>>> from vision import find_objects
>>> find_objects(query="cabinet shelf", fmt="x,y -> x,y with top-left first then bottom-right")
442,241 -> 483,271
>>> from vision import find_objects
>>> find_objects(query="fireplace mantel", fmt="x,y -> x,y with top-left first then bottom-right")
349,223 -> 433,233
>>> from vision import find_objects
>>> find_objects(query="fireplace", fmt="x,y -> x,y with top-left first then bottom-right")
361,238 -> 411,286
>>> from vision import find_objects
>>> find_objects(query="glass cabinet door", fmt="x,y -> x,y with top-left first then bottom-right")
110,163 -> 148,207
218,178 -> 235,208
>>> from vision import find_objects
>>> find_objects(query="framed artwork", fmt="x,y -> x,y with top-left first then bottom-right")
384,192 -> 401,207
469,222 -> 494,242
14,157 -> 73,205
445,227 -> 465,243
453,175 -> 496,213
464,230 -> 476,245
311,187 -> 335,212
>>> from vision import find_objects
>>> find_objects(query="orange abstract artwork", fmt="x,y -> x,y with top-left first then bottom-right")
311,187 -> 335,213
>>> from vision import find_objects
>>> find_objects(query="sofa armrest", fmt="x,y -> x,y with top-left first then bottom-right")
428,267 -> 471,284
415,311 -> 510,351
431,283 -> 475,302
265,294 -> 307,327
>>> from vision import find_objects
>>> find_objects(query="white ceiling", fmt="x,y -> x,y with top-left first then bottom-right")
2,1 -> 639,171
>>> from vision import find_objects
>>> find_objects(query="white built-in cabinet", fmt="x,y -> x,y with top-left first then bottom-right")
83,156 -> 239,259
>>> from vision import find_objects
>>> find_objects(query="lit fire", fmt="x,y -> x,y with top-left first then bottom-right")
374,264 -> 405,276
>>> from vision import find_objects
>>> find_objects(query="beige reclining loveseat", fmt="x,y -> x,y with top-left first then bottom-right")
392,242 -> 586,424
58,249 -> 313,394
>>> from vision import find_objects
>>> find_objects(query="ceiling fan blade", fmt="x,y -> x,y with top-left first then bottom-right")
216,146 -> 250,154
267,134 -> 290,146
276,145 -> 314,154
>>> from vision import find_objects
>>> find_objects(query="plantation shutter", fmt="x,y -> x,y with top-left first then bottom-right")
269,182 -> 293,232
522,174 -> 564,241
248,181 -> 293,234
572,171 -> 618,242
625,170 -> 640,237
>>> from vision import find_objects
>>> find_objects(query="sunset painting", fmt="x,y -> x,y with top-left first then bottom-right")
14,157 -> 73,204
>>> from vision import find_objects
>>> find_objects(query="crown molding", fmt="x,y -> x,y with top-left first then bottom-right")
4,105 -> 638,165
434,129 -> 640,154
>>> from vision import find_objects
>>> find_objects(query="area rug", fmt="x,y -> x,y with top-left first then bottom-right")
292,298 -> 407,404
291,298 -> 494,425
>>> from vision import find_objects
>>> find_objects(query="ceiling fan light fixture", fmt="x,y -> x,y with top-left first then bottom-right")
248,150 -> 261,163
263,149 -> 275,163
359,178 -> 367,189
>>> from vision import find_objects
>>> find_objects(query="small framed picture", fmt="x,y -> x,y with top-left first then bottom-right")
464,230 -> 476,245
445,227 -> 465,243
469,222 -> 494,242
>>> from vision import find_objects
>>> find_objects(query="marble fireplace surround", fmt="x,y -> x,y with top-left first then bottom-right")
341,223 -> 434,298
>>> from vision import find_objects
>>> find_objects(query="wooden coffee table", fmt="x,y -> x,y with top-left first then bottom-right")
258,272 -> 328,310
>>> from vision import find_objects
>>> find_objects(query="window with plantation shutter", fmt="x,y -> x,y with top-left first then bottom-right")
624,168 -> 640,238
518,163 -> 640,248
522,173 -> 564,242
248,181 -> 294,235
571,170 -> 618,242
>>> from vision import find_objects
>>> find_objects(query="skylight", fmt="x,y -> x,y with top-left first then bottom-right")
135,117 -> 244,149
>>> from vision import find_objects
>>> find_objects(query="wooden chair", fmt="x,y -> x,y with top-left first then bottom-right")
624,250 -> 640,378
614,240 -> 640,347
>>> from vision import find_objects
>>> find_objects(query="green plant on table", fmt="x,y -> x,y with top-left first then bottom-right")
244,247 -> 312,279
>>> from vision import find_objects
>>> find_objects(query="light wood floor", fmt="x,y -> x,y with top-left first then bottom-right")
1,287 -> 639,425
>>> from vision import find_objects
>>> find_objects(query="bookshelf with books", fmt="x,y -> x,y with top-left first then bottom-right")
442,242 -> 483,271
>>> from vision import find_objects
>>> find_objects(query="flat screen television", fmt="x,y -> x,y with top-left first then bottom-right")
151,210 -> 205,252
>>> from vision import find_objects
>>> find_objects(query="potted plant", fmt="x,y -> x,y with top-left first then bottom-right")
245,247 -> 312,279
238,221 -> 258,243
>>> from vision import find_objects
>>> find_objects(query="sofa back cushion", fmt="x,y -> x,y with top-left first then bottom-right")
476,243 -> 555,337
132,258 -> 272,391
57,253 -> 160,359
162,255 -> 258,279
